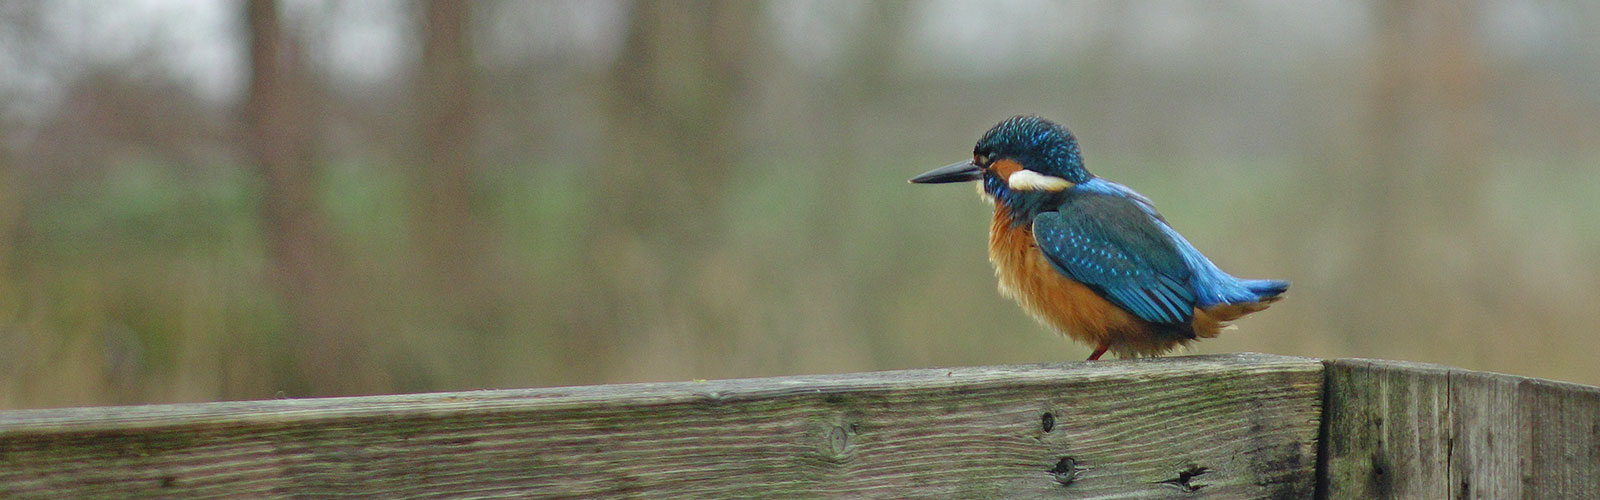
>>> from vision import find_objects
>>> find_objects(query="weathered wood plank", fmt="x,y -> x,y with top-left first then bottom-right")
0,353 -> 1323,499
1317,358 -> 1600,500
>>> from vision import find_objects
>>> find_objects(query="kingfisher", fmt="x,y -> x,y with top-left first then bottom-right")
910,115 -> 1288,360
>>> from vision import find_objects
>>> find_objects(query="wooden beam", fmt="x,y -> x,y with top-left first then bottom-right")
1318,358 -> 1600,499
0,353 -> 1323,499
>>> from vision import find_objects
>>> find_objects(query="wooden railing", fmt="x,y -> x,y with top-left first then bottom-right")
0,353 -> 1594,499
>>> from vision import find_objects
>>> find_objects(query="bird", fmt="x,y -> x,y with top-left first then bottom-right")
910,115 -> 1287,360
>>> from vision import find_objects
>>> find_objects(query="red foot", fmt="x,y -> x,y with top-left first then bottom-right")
1086,345 -> 1109,361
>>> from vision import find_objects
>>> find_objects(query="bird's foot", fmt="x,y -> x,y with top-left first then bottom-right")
1086,345 -> 1109,361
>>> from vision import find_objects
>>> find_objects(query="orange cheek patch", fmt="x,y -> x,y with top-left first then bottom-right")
989,159 -> 1023,180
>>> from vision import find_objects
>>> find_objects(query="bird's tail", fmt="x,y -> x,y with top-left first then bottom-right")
1195,279 -> 1288,336
1240,279 -> 1289,302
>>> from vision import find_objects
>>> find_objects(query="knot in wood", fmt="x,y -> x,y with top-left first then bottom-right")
827,425 -> 850,455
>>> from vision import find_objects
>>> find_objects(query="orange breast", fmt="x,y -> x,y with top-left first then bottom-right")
988,209 -> 1137,347
988,208 -> 1209,357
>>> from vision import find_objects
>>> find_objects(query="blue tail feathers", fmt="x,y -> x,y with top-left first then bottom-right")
1241,279 -> 1289,300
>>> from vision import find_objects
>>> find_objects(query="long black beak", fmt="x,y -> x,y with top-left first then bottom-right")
909,160 -> 982,184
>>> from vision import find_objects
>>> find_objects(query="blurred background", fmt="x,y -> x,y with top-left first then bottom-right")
1,0 -> 1597,409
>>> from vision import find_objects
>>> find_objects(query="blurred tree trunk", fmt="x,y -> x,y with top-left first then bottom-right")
601,0 -> 755,243
1334,0 -> 1490,348
588,0 -> 762,380
0,153 -> 15,283
823,1 -> 911,224
813,2 -> 913,368
411,1 -> 499,365
244,0 -> 378,395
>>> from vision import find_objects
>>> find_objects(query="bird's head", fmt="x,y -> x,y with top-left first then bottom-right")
910,115 -> 1091,212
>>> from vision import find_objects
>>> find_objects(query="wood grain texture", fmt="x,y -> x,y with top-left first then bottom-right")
1317,358 -> 1600,500
0,353 -> 1323,499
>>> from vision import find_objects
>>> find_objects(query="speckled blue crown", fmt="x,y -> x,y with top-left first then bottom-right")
975,115 -> 1089,184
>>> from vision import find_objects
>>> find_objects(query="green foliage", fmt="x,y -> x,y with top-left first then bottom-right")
6,152 -> 1600,408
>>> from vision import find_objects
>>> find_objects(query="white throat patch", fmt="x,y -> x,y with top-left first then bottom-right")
1006,170 -> 1074,191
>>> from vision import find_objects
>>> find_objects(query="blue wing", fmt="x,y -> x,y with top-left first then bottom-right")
1032,194 -> 1196,325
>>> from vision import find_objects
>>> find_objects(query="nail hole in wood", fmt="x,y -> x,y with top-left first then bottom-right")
1158,465 -> 1209,492
1041,412 -> 1055,432
1048,456 -> 1080,486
